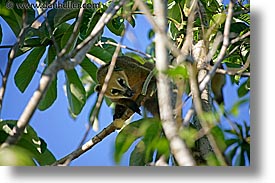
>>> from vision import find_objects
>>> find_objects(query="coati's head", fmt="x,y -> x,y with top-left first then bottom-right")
95,62 -> 134,100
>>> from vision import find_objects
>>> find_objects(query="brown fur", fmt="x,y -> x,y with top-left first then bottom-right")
95,56 -> 159,119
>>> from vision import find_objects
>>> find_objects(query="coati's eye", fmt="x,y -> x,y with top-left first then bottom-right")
117,78 -> 126,86
111,88 -> 120,95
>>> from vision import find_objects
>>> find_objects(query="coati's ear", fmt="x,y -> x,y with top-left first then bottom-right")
94,84 -> 102,92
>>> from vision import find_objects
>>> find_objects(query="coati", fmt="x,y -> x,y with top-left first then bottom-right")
95,56 -> 159,120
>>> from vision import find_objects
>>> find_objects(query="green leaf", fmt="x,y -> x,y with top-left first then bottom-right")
124,52 -> 147,65
237,79 -> 250,97
61,23 -> 76,51
47,8 -> 78,28
127,15 -> 136,27
229,98 -> 249,116
146,42 -> 155,58
167,1 -> 184,39
237,13 -> 250,25
114,118 -> 162,164
199,0 -> 221,15
230,22 -> 249,34
205,152 -> 220,166
38,77 -> 57,111
79,57 -> 98,82
129,140 -> 147,166
0,146 -> 35,166
0,120 -> 56,166
14,46 -> 46,92
168,1 -> 182,24
207,13 -> 226,39
89,37 -> 119,62
226,144 -> 239,164
148,29 -> 155,40
53,23 -> 71,44
0,2 -> 35,36
155,137 -> 170,158
36,138 -> 56,165
166,65 -> 189,79
235,148 -> 245,166
38,45 -> 58,111
80,10 -> 101,40
114,120 -> 143,163
225,138 -> 239,147
107,16 -> 125,36
211,126 -> 227,152
65,69 -> 87,117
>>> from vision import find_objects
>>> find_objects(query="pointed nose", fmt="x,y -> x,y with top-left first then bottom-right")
124,87 -> 134,97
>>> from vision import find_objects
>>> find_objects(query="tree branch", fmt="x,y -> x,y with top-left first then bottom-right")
187,0 -> 236,165
153,0 -> 195,166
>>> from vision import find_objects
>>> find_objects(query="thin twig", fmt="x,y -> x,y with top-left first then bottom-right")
59,0 -> 86,57
230,31 -> 250,44
96,40 -> 155,60
85,53 -> 106,65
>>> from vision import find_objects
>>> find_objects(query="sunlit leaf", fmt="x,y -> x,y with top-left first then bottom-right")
124,52 -> 147,65
0,146 -> 35,166
166,65 -> 189,79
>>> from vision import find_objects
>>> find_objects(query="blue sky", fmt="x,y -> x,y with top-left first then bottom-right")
0,0 -> 249,166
